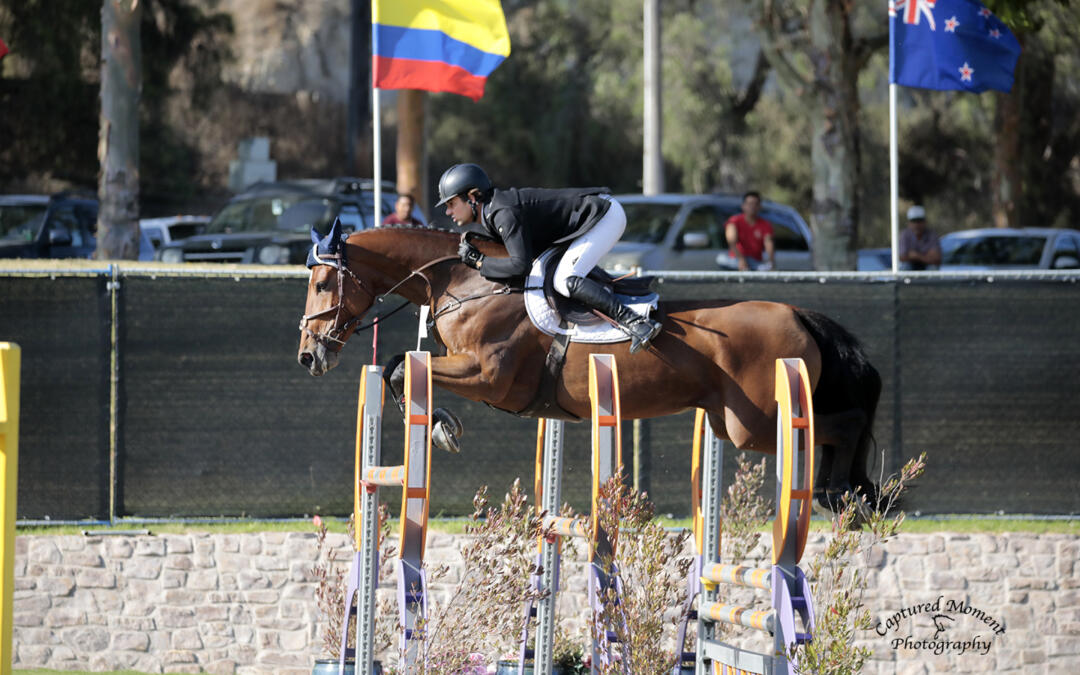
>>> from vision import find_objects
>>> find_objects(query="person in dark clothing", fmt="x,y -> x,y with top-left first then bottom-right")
436,163 -> 662,353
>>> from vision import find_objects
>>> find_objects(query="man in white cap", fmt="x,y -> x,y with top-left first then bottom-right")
899,205 -> 941,271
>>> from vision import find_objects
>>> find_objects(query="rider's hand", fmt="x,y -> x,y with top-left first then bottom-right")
458,241 -> 484,270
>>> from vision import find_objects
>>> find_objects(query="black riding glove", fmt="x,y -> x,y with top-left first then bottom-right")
458,241 -> 484,270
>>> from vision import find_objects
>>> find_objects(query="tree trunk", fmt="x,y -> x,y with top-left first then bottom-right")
1018,41 -> 1055,229
992,86 -> 1022,228
807,0 -> 860,270
992,29 -> 1025,230
993,32 -> 1050,230
396,90 -> 426,215
96,0 -> 142,260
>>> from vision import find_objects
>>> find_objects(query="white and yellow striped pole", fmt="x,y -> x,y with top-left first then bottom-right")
1,343 -> 21,675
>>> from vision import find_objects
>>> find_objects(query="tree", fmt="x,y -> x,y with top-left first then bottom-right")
985,0 -> 1071,228
426,0 -> 774,200
748,0 -> 886,269
660,1 -> 773,194
0,0 -> 232,207
0,1 -> 101,189
96,0 -> 142,260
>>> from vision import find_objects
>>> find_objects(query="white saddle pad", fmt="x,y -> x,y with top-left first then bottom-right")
523,249 -> 659,344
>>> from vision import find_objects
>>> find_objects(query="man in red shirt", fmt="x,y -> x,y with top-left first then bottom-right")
381,193 -> 425,227
725,191 -> 775,271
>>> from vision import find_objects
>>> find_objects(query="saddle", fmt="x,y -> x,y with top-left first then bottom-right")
520,247 -> 660,342
538,244 -> 657,325
477,244 -> 661,421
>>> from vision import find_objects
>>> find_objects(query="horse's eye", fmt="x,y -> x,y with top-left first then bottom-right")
315,280 -> 328,293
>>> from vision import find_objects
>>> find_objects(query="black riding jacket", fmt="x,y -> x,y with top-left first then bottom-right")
469,187 -> 612,280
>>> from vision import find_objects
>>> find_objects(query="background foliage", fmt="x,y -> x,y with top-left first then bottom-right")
1,0 -> 1078,244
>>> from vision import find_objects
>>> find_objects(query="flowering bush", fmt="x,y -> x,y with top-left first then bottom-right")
398,480 -> 549,672
793,453 -> 928,675
311,506 -> 398,661
590,471 -> 694,674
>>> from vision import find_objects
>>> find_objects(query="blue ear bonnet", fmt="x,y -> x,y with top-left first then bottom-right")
306,218 -> 346,269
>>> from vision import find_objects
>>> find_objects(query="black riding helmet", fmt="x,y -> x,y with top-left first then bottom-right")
435,163 -> 493,207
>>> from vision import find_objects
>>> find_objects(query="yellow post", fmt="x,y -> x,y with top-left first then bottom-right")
1,343 -> 21,675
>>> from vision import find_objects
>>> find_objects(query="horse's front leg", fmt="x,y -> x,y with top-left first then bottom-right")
429,352 -> 493,393
381,352 -> 465,454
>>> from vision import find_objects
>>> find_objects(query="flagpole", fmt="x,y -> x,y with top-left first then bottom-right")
889,83 -> 900,273
372,2 -> 382,229
373,86 -> 382,226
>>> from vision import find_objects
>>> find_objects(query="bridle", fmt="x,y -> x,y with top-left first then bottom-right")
298,245 -> 377,350
298,240 -> 457,351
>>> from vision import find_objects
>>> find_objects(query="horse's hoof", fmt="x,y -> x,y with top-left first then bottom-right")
431,408 -> 463,454
433,408 -> 463,437
813,488 -> 839,517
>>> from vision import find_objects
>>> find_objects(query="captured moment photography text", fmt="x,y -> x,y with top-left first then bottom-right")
876,594 -> 1006,656
888,635 -> 995,656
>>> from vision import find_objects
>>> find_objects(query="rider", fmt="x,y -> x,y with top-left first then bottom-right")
436,163 -> 663,354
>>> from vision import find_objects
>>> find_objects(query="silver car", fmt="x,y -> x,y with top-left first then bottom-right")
601,193 -> 814,272
940,228 -> 1080,270
139,215 -> 210,249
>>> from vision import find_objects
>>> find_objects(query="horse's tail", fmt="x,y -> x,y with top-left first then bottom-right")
794,307 -> 882,505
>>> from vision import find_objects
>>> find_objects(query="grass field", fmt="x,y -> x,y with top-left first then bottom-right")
16,515 -> 1080,537
15,670 -> 159,675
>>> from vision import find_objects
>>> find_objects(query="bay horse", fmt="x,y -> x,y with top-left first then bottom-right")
297,224 -> 881,511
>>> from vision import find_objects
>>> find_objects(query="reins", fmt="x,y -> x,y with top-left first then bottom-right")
346,254 -> 461,333
431,284 -> 538,320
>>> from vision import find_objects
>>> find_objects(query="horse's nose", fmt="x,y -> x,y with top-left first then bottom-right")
299,352 -> 314,369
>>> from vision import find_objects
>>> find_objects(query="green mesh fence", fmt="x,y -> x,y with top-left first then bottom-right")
4,267 -> 1078,519
1,272 -> 111,520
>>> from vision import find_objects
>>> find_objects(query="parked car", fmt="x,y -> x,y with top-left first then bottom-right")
939,228 -> 1080,270
856,247 -> 893,271
0,192 -> 154,261
600,193 -> 814,272
156,178 -> 424,265
139,215 -> 210,249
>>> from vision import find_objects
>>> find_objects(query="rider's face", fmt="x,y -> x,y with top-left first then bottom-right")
444,195 -> 475,226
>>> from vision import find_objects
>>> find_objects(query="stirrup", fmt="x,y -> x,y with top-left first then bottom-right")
626,318 -> 662,354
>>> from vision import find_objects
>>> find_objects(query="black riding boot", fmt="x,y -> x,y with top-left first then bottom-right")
565,276 -> 662,354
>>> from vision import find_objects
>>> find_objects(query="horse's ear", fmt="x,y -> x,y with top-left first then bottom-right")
310,227 -> 321,245
327,218 -> 343,252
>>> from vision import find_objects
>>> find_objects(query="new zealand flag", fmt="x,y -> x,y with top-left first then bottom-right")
889,0 -> 1021,93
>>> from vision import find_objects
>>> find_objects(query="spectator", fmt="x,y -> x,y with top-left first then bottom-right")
725,190 -> 775,271
382,193 -> 425,227
899,205 -> 941,271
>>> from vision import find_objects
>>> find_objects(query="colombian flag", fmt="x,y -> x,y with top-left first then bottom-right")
373,1 -> 511,102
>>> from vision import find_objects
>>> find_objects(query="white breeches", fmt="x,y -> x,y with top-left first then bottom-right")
552,196 -> 625,297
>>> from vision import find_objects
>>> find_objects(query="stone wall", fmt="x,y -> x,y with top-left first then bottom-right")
11,530 -> 1080,674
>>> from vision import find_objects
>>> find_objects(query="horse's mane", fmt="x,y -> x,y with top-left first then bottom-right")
355,223 -> 458,237
347,224 -> 508,256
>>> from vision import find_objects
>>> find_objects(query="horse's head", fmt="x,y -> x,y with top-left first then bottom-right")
297,219 -> 376,376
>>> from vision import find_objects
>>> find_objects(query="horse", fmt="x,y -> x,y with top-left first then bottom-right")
297,223 -> 882,512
